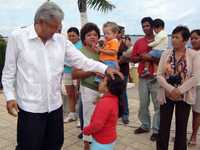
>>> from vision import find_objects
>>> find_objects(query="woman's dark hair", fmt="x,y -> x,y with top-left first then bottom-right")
153,18 -> 165,28
67,27 -> 79,36
172,26 -> 190,41
125,35 -> 131,41
191,29 -> 200,36
118,25 -> 125,34
80,22 -> 100,43
141,17 -> 153,27
107,74 -> 125,97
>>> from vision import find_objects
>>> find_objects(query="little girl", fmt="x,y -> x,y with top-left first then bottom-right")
83,74 -> 125,150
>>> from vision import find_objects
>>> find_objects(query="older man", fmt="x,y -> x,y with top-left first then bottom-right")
2,2 -> 121,150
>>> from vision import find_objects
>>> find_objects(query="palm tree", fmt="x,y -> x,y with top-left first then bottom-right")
78,0 -> 115,26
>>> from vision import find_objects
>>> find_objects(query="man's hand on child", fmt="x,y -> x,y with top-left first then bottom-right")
105,67 -> 124,80
95,72 -> 104,78
140,53 -> 151,61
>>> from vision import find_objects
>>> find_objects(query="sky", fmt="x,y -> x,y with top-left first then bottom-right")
0,0 -> 200,36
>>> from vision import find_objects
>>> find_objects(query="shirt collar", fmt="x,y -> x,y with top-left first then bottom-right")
28,24 -> 56,41
28,25 -> 39,40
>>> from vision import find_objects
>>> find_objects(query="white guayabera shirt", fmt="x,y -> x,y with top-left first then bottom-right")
2,25 -> 107,113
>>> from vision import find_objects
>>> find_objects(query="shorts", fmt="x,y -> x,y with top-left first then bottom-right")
63,73 -> 73,86
91,139 -> 115,150
149,49 -> 164,58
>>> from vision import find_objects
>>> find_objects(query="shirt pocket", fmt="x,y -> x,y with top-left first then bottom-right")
48,50 -> 64,73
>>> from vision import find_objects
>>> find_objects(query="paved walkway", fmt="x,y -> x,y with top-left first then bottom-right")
0,87 -> 199,150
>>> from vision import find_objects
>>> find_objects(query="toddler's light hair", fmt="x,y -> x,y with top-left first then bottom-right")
103,21 -> 119,34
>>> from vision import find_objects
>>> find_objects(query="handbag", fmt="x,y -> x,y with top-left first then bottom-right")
166,49 -> 182,87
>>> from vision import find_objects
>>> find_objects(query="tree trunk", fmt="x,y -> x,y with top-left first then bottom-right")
80,12 -> 88,26
78,0 -> 88,26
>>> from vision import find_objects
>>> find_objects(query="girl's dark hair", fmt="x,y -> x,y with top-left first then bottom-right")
106,74 -> 125,118
107,74 -> 125,97
80,22 -> 100,43
141,17 -> 153,27
191,29 -> 200,36
67,27 -> 80,36
172,26 -> 190,41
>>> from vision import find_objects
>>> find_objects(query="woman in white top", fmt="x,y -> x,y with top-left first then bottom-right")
189,29 -> 200,145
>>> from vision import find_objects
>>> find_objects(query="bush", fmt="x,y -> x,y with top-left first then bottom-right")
0,35 -> 6,65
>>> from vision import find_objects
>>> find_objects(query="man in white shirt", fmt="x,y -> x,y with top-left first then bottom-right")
2,2 -> 122,150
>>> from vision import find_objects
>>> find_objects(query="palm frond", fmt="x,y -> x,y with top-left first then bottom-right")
87,0 -> 116,13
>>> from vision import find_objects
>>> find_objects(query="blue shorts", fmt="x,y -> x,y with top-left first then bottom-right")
103,61 -> 118,69
149,49 -> 164,58
91,139 -> 115,150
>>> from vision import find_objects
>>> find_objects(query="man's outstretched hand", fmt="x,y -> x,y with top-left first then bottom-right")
105,67 -> 124,80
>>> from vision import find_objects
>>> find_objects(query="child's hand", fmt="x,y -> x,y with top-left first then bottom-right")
97,47 -> 104,53
93,99 -> 99,105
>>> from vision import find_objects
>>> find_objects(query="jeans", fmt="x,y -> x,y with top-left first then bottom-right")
138,77 -> 160,133
120,75 -> 129,118
156,98 -> 191,150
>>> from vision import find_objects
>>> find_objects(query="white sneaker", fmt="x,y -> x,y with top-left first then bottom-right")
64,112 -> 77,123
76,119 -> 81,128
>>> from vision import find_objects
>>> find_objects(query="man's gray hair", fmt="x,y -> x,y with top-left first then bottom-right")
34,2 -> 64,23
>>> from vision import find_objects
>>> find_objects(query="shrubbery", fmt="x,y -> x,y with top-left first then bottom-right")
0,35 -> 6,65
